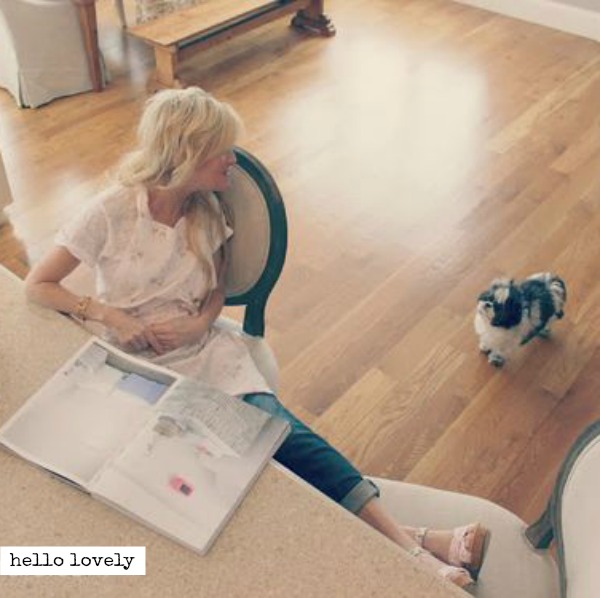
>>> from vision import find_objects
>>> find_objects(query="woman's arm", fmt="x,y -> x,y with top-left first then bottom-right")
25,246 -> 107,320
25,246 -> 162,353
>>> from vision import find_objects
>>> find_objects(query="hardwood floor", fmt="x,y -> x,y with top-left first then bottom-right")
1,0 -> 599,523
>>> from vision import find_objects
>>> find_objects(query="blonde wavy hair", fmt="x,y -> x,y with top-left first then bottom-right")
115,87 -> 242,287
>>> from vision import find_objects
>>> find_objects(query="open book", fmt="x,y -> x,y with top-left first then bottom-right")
0,337 -> 290,555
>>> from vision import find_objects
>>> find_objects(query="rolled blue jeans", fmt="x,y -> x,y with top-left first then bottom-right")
243,392 -> 379,514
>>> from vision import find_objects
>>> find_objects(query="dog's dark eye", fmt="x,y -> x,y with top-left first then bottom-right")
484,301 -> 493,308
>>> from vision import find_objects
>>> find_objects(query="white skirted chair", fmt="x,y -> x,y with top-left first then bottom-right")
0,0 -> 105,108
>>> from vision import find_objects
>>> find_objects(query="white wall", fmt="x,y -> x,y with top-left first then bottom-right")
453,0 -> 600,41
563,0 -> 600,11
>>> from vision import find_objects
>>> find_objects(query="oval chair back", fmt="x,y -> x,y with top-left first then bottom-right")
217,147 -> 287,337
526,419 -> 600,597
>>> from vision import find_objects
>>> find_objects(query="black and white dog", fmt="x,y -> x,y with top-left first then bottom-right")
474,273 -> 567,367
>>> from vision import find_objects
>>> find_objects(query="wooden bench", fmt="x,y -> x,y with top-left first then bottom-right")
128,0 -> 335,89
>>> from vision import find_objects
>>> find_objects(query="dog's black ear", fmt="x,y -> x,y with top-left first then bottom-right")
478,290 -> 493,303
492,285 -> 523,328
505,289 -> 523,327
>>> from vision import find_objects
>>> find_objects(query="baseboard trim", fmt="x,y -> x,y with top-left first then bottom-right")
453,0 -> 600,41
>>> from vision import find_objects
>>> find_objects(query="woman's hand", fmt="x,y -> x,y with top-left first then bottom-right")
103,307 -> 163,354
140,246 -> 228,355
148,316 -> 209,353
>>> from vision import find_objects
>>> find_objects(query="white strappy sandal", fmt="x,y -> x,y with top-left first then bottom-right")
416,523 -> 490,580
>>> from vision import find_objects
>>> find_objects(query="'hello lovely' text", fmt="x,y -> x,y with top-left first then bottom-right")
9,551 -> 135,571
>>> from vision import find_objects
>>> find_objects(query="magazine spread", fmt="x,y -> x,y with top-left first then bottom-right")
0,338 -> 290,555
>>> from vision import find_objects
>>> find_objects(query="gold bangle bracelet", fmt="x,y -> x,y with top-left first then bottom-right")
74,296 -> 92,321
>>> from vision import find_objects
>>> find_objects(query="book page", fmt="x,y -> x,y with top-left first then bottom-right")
89,383 -> 289,554
159,379 -> 270,456
0,339 -> 178,486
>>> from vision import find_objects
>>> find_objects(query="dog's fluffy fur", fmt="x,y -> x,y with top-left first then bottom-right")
474,273 -> 567,366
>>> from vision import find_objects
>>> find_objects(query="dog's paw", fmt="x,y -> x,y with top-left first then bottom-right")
488,353 -> 505,367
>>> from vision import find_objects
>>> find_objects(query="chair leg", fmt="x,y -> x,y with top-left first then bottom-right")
243,300 -> 266,337
114,0 -> 127,28
525,505 -> 554,549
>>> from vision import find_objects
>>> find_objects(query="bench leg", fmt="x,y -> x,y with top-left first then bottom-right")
292,0 -> 336,37
74,0 -> 104,92
151,46 -> 184,89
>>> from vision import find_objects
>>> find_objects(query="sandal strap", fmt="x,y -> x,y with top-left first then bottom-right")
449,525 -> 473,565
409,547 -> 475,589
438,565 -> 475,589
448,523 -> 488,575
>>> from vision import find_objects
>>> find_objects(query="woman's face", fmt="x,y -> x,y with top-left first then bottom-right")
188,149 -> 237,192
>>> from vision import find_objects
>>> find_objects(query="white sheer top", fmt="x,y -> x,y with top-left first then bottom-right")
56,185 -> 272,397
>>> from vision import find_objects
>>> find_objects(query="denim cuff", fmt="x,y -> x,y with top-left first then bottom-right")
340,478 -> 380,514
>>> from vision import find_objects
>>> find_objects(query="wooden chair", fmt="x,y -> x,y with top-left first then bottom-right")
213,147 -> 288,391
526,419 -> 600,597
